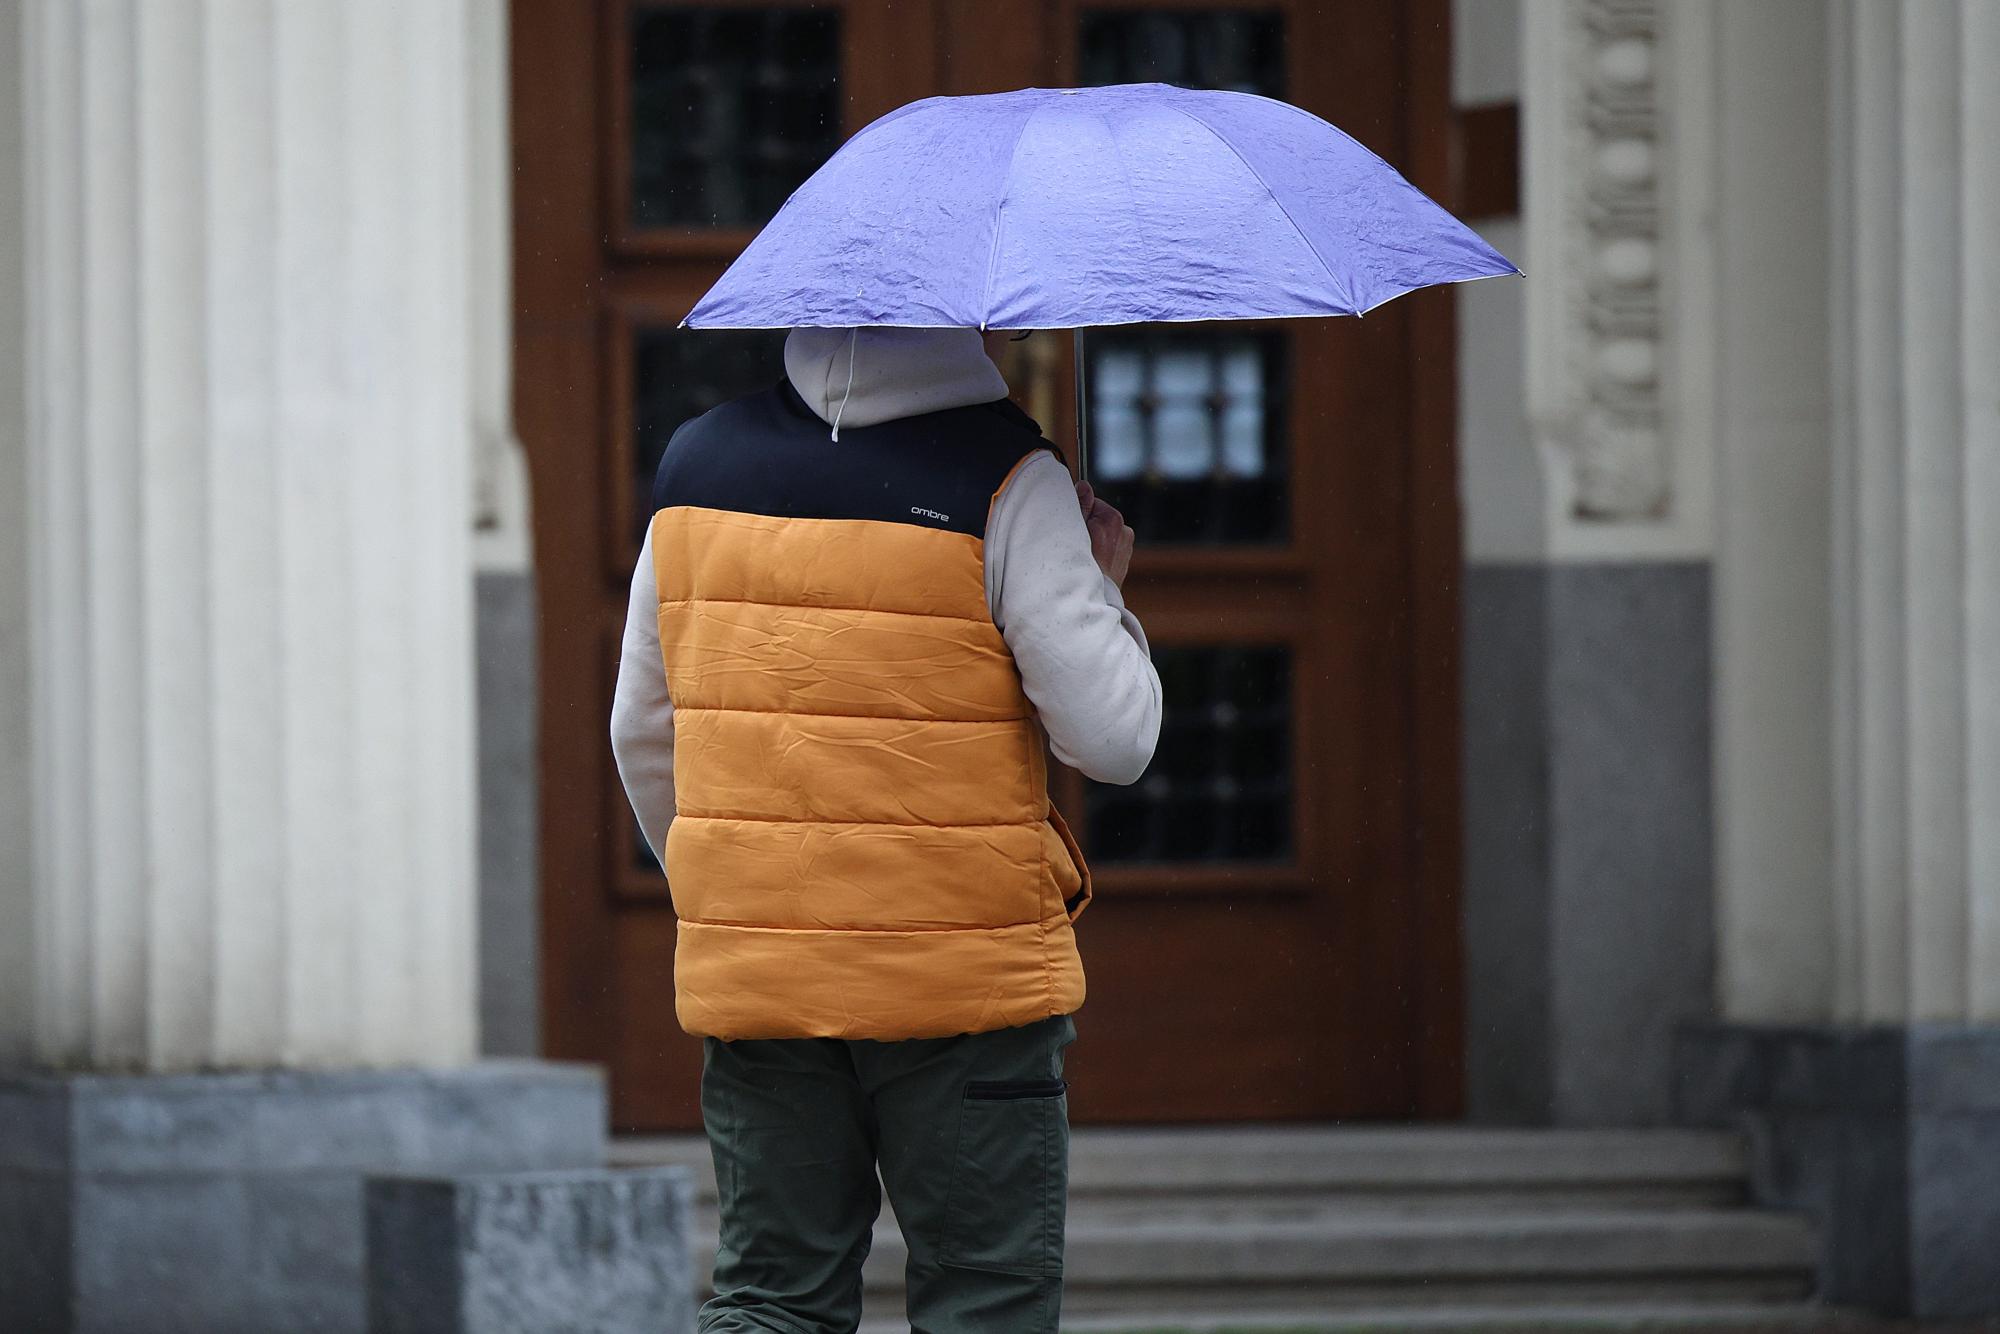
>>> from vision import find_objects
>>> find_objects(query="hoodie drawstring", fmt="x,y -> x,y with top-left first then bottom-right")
829,328 -> 859,441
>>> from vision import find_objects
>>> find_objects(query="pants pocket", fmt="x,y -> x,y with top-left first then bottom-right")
938,1078 -> 1068,1276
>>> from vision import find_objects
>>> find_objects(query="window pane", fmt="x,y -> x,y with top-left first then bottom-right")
1078,9 -> 1284,97
631,327 -> 788,539
1083,328 -> 1288,545
629,6 -> 842,229
1086,646 -> 1292,863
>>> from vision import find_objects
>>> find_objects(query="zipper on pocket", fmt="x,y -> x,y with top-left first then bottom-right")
964,1078 -> 1068,1101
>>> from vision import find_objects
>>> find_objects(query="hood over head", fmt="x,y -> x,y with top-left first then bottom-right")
784,326 -> 1009,439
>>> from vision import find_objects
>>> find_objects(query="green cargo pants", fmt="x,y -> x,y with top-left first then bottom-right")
696,1012 -> 1077,1334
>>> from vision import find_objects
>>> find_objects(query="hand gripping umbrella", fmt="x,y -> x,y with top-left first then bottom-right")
683,82 -> 1520,478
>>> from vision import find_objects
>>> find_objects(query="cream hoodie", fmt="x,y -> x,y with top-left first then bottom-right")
611,326 -> 1163,863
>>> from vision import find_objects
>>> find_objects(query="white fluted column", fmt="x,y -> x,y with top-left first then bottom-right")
1,0 -> 476,1069
1825,0 -> 2000,1025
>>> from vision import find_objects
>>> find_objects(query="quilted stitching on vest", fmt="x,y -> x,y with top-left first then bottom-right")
653,502 -> 1090,1040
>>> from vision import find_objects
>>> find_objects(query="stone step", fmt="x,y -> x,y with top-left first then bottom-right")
679,1190 -> 1765,1240
612,1126 -> 1753,1212
617,1127 -> 1819,1322
855,1301 -> 1876,1334
676,1206 -> 1816,1308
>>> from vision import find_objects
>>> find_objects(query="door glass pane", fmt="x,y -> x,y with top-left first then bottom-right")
1078,9 -> 1284,96
1083,328 -> 1287,544
629,6 -> 842,229
1077,12 -> 1289,546
1086,646 -> 1292,863
631,327 -> 788,539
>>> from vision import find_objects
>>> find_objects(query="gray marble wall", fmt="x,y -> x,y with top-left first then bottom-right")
477,571 -> 540,1058
1676,1023 -> 2000,1317
1461,565 -> 1556,1121
0,1064 -> 606,1333
1462,561 -> 1716,1126
368,1167 -> 696,1333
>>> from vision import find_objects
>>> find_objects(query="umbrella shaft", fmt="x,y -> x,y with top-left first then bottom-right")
1073,328 -> 1089,485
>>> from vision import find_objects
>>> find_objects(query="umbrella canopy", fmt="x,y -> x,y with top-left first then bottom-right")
684,81 -> 1517,331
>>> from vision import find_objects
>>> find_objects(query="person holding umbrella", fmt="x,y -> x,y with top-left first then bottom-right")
612,321 -> 1160,1331
613,82 -> 1514,1333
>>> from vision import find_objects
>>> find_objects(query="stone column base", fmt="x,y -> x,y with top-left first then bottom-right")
367,1168 -> 695,1333
1674,1022 -> 2000,1318
0,1060 -> 605,1334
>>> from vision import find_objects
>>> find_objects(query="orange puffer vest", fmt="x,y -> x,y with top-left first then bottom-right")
650,381 -> 1090,1041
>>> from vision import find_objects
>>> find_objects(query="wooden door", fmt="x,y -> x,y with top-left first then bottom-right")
515,0 -> 1465,1131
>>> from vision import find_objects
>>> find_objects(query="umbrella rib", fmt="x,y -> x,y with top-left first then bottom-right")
1093,105 -> 1165,295
978,105 -> 1043,330
1162,103 -> 1361,316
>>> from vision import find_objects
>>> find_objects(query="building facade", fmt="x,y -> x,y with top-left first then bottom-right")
2,0 -> 1996,1321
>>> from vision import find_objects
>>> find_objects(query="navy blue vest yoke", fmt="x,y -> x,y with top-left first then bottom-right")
651,380 -> 1061,540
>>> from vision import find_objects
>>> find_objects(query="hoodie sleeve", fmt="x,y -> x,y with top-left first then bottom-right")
610,528 -> 675,867
985,450 -> 1163,785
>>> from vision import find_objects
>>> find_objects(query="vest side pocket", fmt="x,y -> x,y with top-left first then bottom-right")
1046,806 -> 1092,923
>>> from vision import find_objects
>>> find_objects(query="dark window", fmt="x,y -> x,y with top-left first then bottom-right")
634,821 -> 661,877
1083,328 -> 1287,545
1086,646 -> 1292,863
629,6 -> 842,229
631,326 -> 788,539
1078,9 -> 1285,97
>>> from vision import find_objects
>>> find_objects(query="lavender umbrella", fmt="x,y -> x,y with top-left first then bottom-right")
683,82 -> 1519,470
